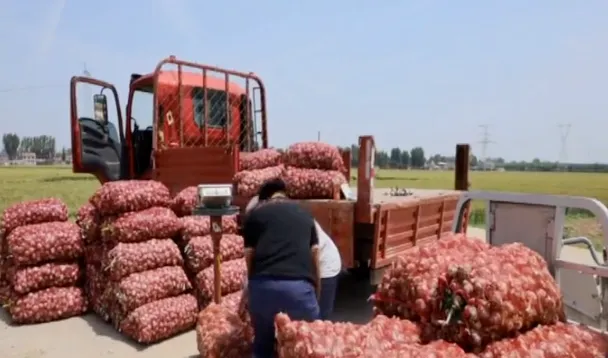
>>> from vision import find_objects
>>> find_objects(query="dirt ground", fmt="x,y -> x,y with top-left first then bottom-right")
0,227 -> 600,358
0,269 -> 375,358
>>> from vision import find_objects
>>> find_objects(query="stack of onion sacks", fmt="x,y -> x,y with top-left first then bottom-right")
235,149 -> 284,197
281,142 -> 347,199
1,198 -> 87,324
78,180 -> 198,344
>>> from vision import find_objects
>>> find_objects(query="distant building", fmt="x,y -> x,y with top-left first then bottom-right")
14,152 -> 37,166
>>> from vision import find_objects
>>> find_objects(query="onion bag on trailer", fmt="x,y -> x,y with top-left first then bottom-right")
372,234 -> 489,321
179,215 -> 238,243
377,341 -> 476,358
6,221 -> 84,266
184,234 -> 245,274
275,313 -> 473,358
431,242 -> 565,351
103,239 -> 184,281
195,259 -> 247,306
171,186 -> 198,217
478,322 -> 608,357
90,180 -> 171,216
196,295 -> 253,358
234,165 -> 284,197
281,167 -> 347,199
239,148 -> 282,171
120,294 -> 198,344
1,198 -> 68,237
6,286 -> 88,324
283,142 -> 345,171
101,206 -> 181,243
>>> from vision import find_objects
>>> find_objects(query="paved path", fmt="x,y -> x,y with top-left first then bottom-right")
0,226 -> 602,357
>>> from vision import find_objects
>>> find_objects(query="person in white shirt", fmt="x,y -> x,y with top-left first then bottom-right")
245,195 -> 342,320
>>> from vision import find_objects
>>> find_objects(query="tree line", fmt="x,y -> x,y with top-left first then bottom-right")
340,144 -> 608,173
2,132 -> 608,172
2,133 -> 57,160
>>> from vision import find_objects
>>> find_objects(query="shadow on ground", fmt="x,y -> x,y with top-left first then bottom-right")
330,272 -> 375,324
81,313 -> 150,352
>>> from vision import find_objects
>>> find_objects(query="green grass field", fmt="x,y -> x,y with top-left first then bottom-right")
0,166 -> 605,245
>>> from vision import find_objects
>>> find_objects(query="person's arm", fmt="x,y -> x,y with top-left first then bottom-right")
243,212 -> 259,278
310,222 -> 321,300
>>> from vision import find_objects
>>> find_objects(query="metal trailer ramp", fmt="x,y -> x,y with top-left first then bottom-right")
452,191 -> 608,331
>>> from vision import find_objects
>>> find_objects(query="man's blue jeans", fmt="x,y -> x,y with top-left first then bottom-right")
248,276 -> 320,358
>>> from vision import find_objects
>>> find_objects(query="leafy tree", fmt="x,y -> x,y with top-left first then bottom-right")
470,154 -> 478,167
389,147 -> 402,168
20,135 -> 56,159
400,150 -> 410,168
409,147 -> 426,168
2,133 -> 20,160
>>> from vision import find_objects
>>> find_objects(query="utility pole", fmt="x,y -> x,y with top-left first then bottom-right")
478,124 -> 495,170
558,123 -> 571,168
317,131 -> 321,141
83,62 -> 91,77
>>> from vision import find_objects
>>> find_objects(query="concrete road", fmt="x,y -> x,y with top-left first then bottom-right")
0,226 -> 602,357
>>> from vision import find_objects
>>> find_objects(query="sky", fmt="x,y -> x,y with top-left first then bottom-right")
1,0 -> 607,163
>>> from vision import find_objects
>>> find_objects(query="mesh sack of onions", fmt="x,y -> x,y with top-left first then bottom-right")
239,148 -> 282,171
120,294 -> 198,344
478,322 -> 608,357
6,286 -> 88,324
179,215 -> 238,244
370,341 -> 475,358
196,294 -> 253,358
430,242 -> 565,351
90,180 -> 171,216
6,221 -> 83,266
275,313 -> 473,358
185,234 -> 245,274
234,165 -> 284,197
85,263 -> 111,321
275,313 -> 419,357
1,198 -> 68,237
76,203 -> 100,243
372,234 -> 489,321
105,266 -> 192,323
281,167 -> 347,199
283,142 -> 345,171
101,206 -> 181,244
171,186 -> 198,217
5,262 -> 82,295
195,259 -> 247,307
103,239 -> 183,281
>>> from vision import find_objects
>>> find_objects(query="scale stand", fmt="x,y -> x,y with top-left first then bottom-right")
193,184 -> 239,304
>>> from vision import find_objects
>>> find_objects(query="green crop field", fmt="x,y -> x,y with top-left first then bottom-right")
0,166 -> 605,246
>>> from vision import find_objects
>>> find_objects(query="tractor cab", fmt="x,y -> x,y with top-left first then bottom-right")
70,56 -> 267,191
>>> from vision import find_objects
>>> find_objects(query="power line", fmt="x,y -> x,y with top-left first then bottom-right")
0,84 -> 63,93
